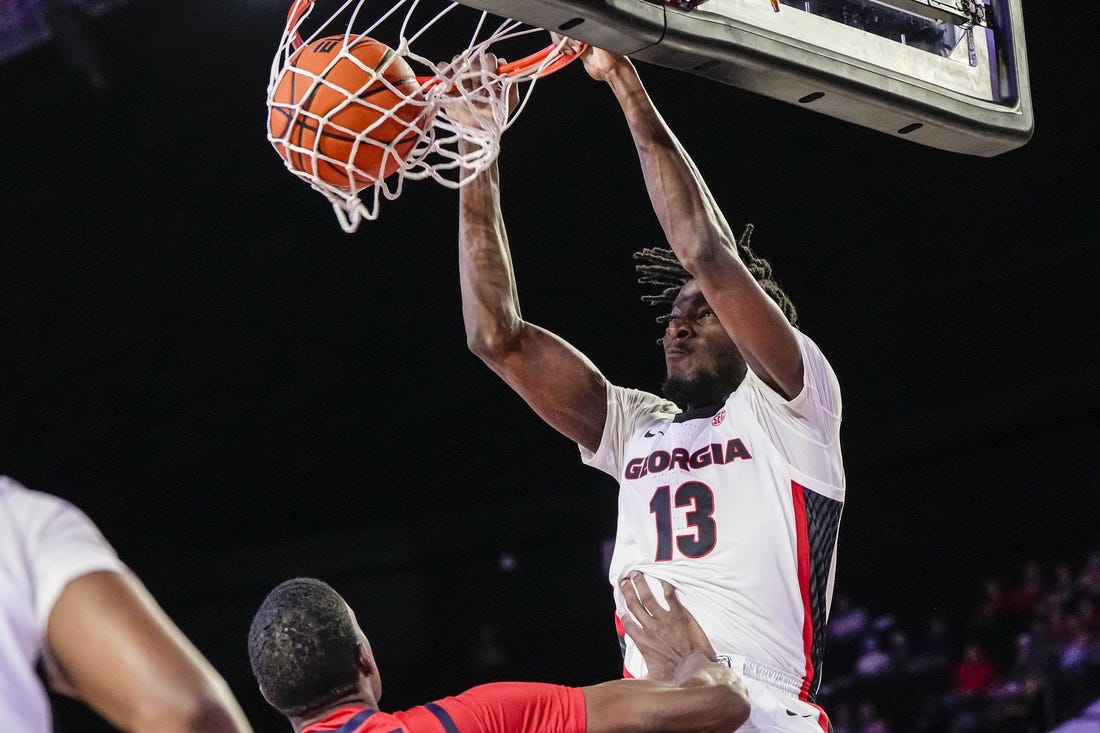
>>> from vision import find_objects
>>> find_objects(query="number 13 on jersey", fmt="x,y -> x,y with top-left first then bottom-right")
649,482 -> 717,561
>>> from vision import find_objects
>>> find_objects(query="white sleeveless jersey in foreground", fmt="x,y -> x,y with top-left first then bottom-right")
0,477 -> 126,732
582,330 -> 844,702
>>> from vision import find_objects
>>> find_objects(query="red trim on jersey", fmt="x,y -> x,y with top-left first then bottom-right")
614,613 -> 635,678
805,700 -> 831,732
790,480 -> 816,701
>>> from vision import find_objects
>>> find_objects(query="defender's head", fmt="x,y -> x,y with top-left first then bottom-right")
248,578 -> 381,722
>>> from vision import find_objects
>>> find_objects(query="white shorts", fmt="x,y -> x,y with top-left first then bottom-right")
716,655 -> 830,733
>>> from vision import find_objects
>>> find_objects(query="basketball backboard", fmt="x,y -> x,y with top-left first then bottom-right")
455,0 -> 1032,156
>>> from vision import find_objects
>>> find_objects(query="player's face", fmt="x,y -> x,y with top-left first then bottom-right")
660,280 -> 745,408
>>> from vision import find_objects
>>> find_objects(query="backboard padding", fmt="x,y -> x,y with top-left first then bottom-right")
457,0 -> 1032,156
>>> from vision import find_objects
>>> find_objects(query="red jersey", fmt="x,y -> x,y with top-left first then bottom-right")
303,683 -> 586,733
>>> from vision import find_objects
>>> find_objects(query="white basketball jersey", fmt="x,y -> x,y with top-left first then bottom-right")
582,331 -> 844,701
0,477 -> 125,732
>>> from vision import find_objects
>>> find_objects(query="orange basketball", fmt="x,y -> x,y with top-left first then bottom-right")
268,35 -> 425,187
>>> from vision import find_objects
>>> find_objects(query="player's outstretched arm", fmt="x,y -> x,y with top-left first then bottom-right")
582,658 -> 749,733
454,53 -> 609,452
565,40 -> 803,399
582,572 -> 749,733
47,570 -> 253,733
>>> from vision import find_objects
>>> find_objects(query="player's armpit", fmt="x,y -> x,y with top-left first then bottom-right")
46,570 -> 252,733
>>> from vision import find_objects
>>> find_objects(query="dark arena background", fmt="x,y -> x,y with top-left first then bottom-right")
1,1 -> 1097,731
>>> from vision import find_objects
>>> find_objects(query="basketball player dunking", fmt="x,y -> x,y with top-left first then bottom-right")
456,42 -> 845,732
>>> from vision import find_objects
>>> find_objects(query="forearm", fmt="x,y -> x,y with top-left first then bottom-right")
666,656 -> 750,733
670,650 -> 723,687
49,572 -> 252,733
455,143 -> 609,450
584,672 -> 749,733
458,158 -> 525,357
129,680 -> 252,733
603,61 -> 737,273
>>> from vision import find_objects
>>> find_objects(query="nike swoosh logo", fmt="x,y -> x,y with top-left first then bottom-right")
785,710 -> 814,718
644,429 -> 665,438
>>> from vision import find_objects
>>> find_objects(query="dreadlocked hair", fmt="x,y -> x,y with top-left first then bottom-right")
633,224 -> 798,326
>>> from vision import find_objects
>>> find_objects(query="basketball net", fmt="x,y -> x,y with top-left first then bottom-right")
268,0 -> 581,233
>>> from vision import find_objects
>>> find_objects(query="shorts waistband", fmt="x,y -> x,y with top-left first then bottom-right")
715,653 -> 804,698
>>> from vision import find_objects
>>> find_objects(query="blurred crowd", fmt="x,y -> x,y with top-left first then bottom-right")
819,551 -> 1100,733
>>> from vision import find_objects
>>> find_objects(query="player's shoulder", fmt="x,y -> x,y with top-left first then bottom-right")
744,328 -> 840,407
0,476 -> 69,519
607,383 -> 680,420
0,478 -> 116,563
0,474 -> 25,498
791,328 -> 830,363
792,328 -> 843,409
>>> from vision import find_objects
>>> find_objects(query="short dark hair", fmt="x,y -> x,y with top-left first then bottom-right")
634,224 -> 798,326
247,578 -> 361,717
